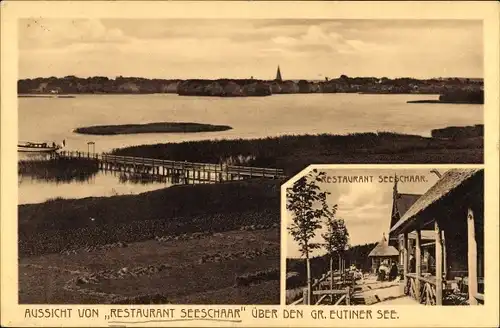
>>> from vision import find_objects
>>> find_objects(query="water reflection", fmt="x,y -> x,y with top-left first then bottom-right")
17,157 -> 174,205
18,157 -> 99,183
17,152 -> 255,205
18,171 -> 173,205
17,157 -> 230,205
117,172 -> 170,185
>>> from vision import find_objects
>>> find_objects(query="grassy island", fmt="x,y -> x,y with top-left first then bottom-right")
74,122 -> 232,135
407,89 -> 484,104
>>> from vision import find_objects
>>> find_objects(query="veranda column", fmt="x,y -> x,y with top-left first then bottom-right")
415,229 -> 422,301
435,220 -> 443,305
407,234 -> 412,273
403,233 -> 408,287
467,208 -> 478,305
442,230 -> 448,280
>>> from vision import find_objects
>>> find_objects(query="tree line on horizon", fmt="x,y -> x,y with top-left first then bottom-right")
17,74 -> 484,96
286,242 -> 377,289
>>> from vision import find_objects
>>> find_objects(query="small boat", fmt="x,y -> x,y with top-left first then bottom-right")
18,141 -> 62,153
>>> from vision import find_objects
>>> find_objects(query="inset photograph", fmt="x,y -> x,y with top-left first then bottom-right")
284,168 -> 484,306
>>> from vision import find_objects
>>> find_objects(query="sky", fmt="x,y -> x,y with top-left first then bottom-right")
285,168 -> 443,259
18,19 -> 483,80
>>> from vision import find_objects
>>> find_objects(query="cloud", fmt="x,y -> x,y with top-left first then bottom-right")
18,19 -> 483,79
285,169 -> 444,258
19,19 -> 128,50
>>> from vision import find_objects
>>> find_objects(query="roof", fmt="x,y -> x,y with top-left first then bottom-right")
389,193 -> 421,230
408,230 -> 435,240
390,169 -> 483,234
368,235 -> 399,257
395,194 -> 421,219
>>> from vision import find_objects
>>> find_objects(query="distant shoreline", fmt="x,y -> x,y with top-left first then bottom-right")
407,100 -> 483,104
18,94 -> 76,99
74,122 -> 233,135
18,76 -> 483,98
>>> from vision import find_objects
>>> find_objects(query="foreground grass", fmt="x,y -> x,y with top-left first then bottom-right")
18,179 -> 282,304
19,229 -> 280,304
111,128 -> 483,175
74,122 -> 232,135
19,179 -> 282,257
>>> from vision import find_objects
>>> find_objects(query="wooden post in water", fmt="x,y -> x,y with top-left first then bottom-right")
435,220 -> 443,305
467,208 -> 478,305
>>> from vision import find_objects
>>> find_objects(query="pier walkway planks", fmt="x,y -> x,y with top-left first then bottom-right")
57,150 -> 287,182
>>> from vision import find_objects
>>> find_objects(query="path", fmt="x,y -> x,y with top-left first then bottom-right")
352,276 -> 419,305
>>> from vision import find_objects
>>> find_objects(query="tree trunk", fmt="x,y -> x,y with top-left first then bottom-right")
329,256 -> 334,304
306,255 -> 312,305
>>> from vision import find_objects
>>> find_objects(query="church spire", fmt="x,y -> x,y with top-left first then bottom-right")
275,65 -> 282,82
393,174 -> 398,200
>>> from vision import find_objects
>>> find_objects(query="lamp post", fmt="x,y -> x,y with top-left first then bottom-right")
87,141 -> 95,158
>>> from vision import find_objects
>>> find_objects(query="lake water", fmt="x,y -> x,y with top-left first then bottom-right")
18,170 -> 171,205
18,93 -> 483,204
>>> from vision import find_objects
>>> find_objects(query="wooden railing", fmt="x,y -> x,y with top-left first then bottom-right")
289,271 -> 355,305
406,273 -> 439,305
406,273 -> 484,305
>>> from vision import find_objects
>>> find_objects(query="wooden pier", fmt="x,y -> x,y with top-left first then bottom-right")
57,150 -> 286,183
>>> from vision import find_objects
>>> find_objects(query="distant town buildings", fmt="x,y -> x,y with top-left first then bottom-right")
17,74 -> 484,100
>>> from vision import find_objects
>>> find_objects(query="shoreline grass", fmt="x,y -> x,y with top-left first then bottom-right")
111,126 -> 483,175
18,178 -> 282,257
74,122 -> 232,135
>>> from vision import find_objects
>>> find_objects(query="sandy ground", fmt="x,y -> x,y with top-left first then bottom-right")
354,276 -> 419,305
19,228 -> 280,304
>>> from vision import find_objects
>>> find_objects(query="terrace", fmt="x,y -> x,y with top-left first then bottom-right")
389,169 -> 484,305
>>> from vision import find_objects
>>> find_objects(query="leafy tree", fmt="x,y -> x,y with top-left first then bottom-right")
287,169 -> 332,304
321,210 -> 349,302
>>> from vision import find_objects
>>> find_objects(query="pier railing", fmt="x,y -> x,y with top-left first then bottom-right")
57,150 -> 287,181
